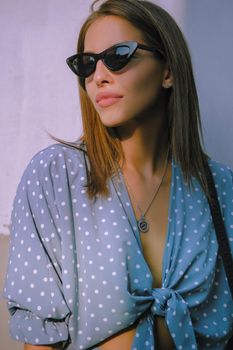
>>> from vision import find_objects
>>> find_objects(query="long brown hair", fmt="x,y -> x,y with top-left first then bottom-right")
66,0 -> 209,198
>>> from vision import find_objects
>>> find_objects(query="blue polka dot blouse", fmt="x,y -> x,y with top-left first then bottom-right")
4,143 -> 233,349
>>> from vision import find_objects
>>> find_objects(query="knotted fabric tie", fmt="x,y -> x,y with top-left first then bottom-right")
150,288 -> 197,349
131,287 -> 198,350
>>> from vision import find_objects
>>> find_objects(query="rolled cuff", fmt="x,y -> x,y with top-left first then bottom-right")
9,308 -> 70,346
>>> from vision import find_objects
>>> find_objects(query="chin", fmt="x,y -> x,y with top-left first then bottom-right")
99,115 -> 131,128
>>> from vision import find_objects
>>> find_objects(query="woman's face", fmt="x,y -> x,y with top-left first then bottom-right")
84,15 -> 170,128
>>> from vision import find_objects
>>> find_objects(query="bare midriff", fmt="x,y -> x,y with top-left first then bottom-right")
98,317 -> 174,350
97,326 -> 137,350
98,164 -> 174,350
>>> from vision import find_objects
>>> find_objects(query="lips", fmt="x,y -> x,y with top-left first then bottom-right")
96,92 -> 123,107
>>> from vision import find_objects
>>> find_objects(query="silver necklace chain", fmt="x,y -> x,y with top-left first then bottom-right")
123,150 -> 169,233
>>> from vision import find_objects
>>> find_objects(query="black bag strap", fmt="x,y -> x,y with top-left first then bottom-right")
205,162 -> 233,299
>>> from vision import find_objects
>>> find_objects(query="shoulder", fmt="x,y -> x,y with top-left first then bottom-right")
13,142 -> 89,220
28,142 -> 86,168
208,158 -> 232,177
23,142 -> 87,180
208,159 -> 233,189
15,142 -> 88,202
208,160 -> 233,226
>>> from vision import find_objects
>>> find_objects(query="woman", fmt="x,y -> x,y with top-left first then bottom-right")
4,0 -> 233,349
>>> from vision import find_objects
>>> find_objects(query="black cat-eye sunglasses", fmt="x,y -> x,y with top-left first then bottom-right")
66,41 -> 165,78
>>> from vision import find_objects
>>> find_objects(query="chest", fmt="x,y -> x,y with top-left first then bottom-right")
73,164 -> 215,292
130,181 -> 171,288
121,165 -> 172,288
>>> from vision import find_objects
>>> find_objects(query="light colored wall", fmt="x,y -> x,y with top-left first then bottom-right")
184,0 -> 233,168
0,0 -> 90,236
0,0 -> 232,349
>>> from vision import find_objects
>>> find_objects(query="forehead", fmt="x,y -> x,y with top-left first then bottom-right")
84,15 -> 146,52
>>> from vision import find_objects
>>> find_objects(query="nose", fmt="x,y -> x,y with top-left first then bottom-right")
92,59 -> 112,86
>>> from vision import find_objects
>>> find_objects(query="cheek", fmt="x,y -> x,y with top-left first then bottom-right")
125,68 -> 164,107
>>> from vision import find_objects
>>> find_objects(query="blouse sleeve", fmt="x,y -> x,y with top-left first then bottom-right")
3,149 -> 72,347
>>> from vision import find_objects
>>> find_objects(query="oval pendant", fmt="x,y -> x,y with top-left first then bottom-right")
137,217 -> 149,233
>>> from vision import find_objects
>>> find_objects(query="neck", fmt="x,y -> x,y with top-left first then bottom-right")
116,114 -> 169,178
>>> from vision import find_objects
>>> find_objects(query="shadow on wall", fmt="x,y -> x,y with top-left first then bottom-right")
0,235 -> 23,350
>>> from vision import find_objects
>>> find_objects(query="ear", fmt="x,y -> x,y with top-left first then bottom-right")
162,67 -> 173,89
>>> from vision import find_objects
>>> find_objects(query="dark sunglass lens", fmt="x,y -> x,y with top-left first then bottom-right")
69,55 -> 96,77
105,45 -> 131,70
81,55 -> 96,77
